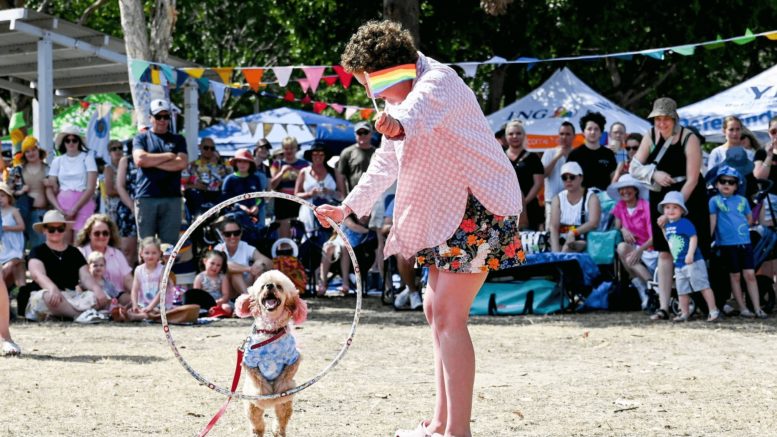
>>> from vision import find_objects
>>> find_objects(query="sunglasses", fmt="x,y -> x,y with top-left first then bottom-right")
356,130 -> 371,136
561,174 -> 578,181
64,137 -> 80,144
223,230 -> 242,238
625,146 -> 639,151
153,113 -> 171,121
92,230 -> 110,237
201,145 -> 215,151
46,225 -> 66,233
109,146 -> 123,152
717,178 -> 738,186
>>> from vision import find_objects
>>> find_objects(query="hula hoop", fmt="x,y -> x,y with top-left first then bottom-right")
158,191 -> 362,401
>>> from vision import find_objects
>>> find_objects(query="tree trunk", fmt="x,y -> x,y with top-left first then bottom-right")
150,0 -> 176,62
383,0 -> 420,48
485,65 -> 508,114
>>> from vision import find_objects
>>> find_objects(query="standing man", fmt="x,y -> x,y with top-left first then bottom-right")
541,121 -> 575,229
132,99 -> 188,245
338,122 -> 376,193
184,136 -> 231,216
567,111 -> 616,191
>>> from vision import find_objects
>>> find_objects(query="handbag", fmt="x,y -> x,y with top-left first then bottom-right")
585,230 -> 623,265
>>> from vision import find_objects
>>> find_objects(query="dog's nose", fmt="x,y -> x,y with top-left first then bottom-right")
266,283 -> 275,290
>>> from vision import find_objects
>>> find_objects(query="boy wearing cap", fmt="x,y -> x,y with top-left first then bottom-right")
657,191 -> 720,322
132,99 -> 188,245
708,166 -> 767,318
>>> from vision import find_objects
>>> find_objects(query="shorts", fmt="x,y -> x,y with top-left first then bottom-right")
57,190 -> 96,232
116,202 -> 137,238
718,244 -> 754,273
640,249 -> 659,274
675,259 -> 710,295
416,194 -> 525,273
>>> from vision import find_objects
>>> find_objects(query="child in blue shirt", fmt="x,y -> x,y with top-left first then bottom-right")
658,191 -> 720,322
708,166 -> 767,318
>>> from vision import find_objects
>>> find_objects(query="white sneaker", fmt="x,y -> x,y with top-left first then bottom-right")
409,291 -> 423,310
75,309 -> 102,324
2,340 -> 21,356
393,287 -> 411,310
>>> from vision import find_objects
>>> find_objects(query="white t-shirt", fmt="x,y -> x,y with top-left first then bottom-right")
215,240 -> 255,267
49,152 -> 97,191
541,148 -> 567,201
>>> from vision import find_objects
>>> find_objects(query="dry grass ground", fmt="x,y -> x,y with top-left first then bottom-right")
1,297 -> 776,436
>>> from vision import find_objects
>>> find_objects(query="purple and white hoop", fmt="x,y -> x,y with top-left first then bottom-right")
158,191 -> 362,401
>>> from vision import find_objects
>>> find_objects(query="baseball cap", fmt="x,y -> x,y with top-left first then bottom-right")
354,122 -> 372,133
150,99 -> 172,115
560,161 -> 583,176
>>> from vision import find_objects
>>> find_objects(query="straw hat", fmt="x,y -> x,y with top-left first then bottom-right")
0,182 -> 13,201
647,97 -> 679,120
54,125 -> 86,148
32,210 -> 74,233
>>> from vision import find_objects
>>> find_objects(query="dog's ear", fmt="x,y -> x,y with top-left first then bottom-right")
289,294 -> 308,325
234,294 -> 253,318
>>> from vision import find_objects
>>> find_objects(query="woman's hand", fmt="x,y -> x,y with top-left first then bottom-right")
620,228 -> 636,244
315,204 -> 348,228
652,170 -> 674,187
374,111 -> 403,137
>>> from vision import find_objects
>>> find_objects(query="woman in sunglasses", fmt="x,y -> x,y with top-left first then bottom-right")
549,161 -> 601,252
74,214 -> 133,304
612,133 -> 643,183
46,125 -> 97,244
101,140 -> 125,227
213,218 -> 272,297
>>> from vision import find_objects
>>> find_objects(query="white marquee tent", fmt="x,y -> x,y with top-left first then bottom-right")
486,67 -> 651,151
678,64 -> 777,142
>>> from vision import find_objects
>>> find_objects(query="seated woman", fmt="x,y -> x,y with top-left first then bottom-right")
18,210 -> 107,322
607,174 -> 656,309
318,213 -> 375,296
221,148 -> 265,243
549,162 -> 601,253
295,144 -> 345,233
213,218 -> 272,297
75,214 -> 133,304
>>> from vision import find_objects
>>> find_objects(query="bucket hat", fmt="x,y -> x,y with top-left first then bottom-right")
657,191 -> 688,215
647,97 -> 679,120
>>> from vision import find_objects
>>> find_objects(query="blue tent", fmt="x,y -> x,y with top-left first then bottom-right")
199,107 -> 356,156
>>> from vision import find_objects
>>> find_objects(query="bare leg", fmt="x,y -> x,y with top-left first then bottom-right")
339,247 -> 351,292
319,246 -> 334,295
657,252 -> 673,312
423,268 -> 446,435
0,281 -> 13,342
699,288 -> 719,313
120,236 -> 138,267
678,294 -> 690,316
44,290 -> 82,318
729,273 -> 748,311
742,269 -> 762,312
431,269 -> 488,437
617,243 -> 652,282
396,256 -> 417,292
229,272 -> 248,298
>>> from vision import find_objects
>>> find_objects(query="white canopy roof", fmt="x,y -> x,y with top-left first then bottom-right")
486,67 -> 651,151
678,63 -> 777,142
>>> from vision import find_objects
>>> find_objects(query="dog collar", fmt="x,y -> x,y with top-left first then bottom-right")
247,327 -> 287,350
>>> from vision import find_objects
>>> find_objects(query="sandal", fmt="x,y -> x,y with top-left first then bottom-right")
650,309 -> 669,321
395,420 -> 432,437
673,313 -> 689,323
707,309 -> 721,322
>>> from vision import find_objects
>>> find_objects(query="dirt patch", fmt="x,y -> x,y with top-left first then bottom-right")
2,298 -> 776,436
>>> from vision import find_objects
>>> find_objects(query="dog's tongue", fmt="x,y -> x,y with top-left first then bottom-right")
264,298 -> 280,310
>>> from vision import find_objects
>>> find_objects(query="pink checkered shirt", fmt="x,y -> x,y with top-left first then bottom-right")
344,53 -> 522,259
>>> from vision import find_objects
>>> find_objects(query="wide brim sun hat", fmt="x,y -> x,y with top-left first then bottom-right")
32,209 -> 74,233
607,174 -> 649,200
53,125 -> 86,148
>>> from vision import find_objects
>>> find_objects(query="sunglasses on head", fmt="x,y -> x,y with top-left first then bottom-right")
561,174 -> 578,181
223,229 -> 242,238
717,178 -> 738,186
64,137 -> 80,144
46,225 -> 66,233
92,230 -> 110,237
153,113 -> 171,121
201,145 -> 215,151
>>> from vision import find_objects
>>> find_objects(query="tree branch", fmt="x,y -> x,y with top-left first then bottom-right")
78,0 -> 112,26
622,64 -> 677,108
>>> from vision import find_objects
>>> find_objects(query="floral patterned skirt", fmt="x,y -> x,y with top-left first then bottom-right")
416,194 -> 525,273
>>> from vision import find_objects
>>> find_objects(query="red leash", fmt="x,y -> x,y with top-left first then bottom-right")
198,329 -> 288,436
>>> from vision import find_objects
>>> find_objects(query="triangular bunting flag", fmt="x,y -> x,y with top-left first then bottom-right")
272,66 -> 294,87
733,28 -> 756,45
323,76 -> 338,86
247,121 -> 259,137
150,66 -> 162,85
312,101 -> 327,114
298,78 -> 310,93
329,103 -> 344,114
210,81 -> 227,109
160,65 -> 176,86
284,90 -> 296,102
242,68 -> 265,92
231,87 -> 249,97
213,67 -> 234,84
671,45 -> 695,56
766,32 -> 777,40
196,77 -> 210,94
333,65 -> 353,88
484,56 -> 507,64
183,67 -> 205,79
359,108 -> 374,120
345,106 -> 359,119
456,62 -> 478,78
130,60 -> 150,81
300,94 -> 312,105
641,50 -> 665,60
704,35 -> 726,50
175,69 -> 190,88
301,67 -> 325,93
263,123 -> 273,137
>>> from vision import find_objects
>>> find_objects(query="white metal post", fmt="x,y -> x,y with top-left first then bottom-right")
183,79 -> 199,159
33,33 -> 54,155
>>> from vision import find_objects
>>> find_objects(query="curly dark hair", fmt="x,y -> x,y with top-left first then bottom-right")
579,111 -> 607,133
340,20 -> 419,73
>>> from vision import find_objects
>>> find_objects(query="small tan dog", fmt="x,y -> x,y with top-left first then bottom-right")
235,270 -> 308,436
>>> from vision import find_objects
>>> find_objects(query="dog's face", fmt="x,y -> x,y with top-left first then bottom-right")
236,270 -> 308,325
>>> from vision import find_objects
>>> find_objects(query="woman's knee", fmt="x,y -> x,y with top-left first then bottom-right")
616,242 -> 631,257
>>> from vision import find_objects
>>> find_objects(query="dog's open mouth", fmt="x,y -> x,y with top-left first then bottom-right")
261,293 -> 281,311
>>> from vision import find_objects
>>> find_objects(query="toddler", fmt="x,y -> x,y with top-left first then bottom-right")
708,166 -> 766,318
658,191 -> 720,322
85,251 -> 120,300
190,250 -> 231,313
0,183 -> 25,290
129,237 -> 175,320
